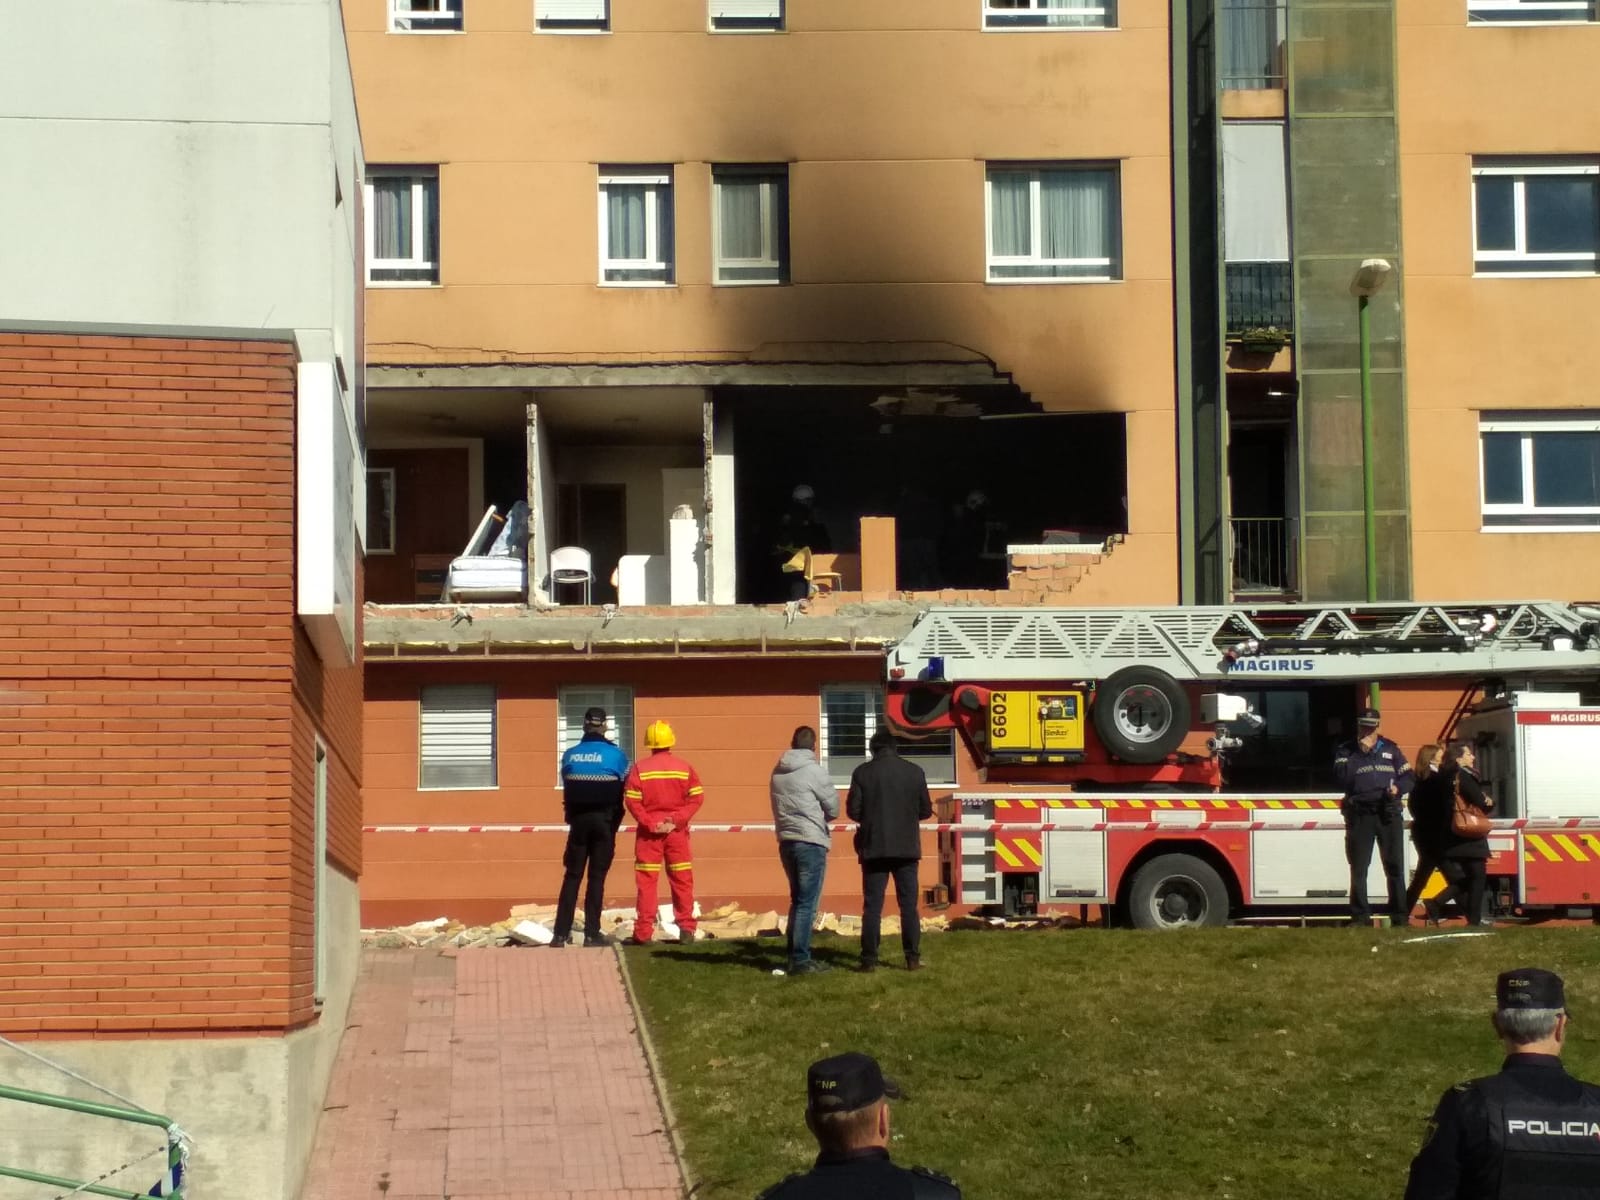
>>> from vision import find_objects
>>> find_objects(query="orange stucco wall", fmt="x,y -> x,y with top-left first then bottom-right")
1398,4 -> 1600,599
363,657 -> 976,925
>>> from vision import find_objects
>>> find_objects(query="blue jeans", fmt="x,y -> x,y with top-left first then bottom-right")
780,840 -> 829,967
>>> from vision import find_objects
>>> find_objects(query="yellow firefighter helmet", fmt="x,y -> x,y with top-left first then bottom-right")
644,719 -> 677,750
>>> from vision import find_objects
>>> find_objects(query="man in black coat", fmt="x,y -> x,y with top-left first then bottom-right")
846,727 -> 933,972
756,1052 -> 962,1200
1405,967 -> 1600,1199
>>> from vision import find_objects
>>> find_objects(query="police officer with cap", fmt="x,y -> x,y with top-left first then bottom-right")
1333,706 -> 1414,926
1405,967 -> 1600,1199
757,1052 -> 961,1199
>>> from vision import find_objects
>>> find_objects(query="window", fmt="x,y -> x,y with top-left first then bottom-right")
420,685 -> 497,789
983,0 -> 1115,30
557,686 -> 635,778
536,0 -> 608,32
1468,0 -> 1595,23
986,164 -> 1121,281
1473,159 -> 1599,276
390,0 -> 463,32
1481,414 -> 1600,529
820,685 -> 957,786
711,0 -> 783,31
599,168 -> 674,285
366,169 -> 440,285
366,468 -> 396,555
713,166 -> 788,285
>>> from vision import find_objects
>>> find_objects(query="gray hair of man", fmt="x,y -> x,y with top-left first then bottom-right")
1494,1007 -> 1565,1045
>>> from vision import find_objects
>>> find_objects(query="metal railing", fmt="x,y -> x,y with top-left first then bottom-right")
1219,1 -> 1287,89
0,1083 -> 185,1199
1229,516 -> 1298,595
1225,261 -> 1294,336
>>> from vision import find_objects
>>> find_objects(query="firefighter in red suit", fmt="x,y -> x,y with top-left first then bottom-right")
624,720 -> 704,943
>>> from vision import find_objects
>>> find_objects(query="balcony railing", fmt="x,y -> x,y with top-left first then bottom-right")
1225,261 -> 1293,336
1219,1 -> 1287,90
1230,516 -> 1298,595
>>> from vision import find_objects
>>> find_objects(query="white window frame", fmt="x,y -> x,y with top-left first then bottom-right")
598,168 -> 675,286
389,0 -> 464,33
982,0 -> 1116,31
710,0 -> 784,31
536,0 -> 609,33
820,684 -> 958,787
1471,160 -> 1600,277
365,168 -> 440,286
985,164 -> 1121,283
1468,0 -> 1595,24
419,684 -> 498,791
366,467 -> 396,555
556,685 -> 635,786
1479,414 -> 1600,532
712,166 -> 788,285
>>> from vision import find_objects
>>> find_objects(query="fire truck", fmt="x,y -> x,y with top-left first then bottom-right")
883,601 -> 1600,928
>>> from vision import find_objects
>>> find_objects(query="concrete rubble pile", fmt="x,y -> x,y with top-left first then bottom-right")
355,899 -> 1054,949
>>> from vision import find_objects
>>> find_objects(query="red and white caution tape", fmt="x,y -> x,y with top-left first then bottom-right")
362,817 -> 1600,835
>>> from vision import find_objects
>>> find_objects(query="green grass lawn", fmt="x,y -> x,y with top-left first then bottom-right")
624,927 -> 1599,1200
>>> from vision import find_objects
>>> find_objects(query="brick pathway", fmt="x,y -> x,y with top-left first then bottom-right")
300,947 -> 683,1200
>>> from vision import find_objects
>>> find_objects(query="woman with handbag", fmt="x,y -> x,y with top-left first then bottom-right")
1403,743 -> 1448,918
1425,742 -> 1494,926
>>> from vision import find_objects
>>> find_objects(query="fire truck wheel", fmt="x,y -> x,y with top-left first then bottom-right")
1126,854 -> 1229,930
1092,666 -> 1190,763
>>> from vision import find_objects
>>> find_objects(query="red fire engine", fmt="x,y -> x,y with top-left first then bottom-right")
883,601 -> 1600,928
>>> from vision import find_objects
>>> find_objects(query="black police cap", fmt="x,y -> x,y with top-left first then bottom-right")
806,1052 -> 902,1113
1497,967 -> 1566,1012
583,706 -> 607,725
1357,707 -> 1382,727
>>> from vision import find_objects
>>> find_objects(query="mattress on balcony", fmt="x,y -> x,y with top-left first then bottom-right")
447,555 -> 526,598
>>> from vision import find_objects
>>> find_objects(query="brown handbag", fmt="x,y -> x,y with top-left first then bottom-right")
1451,773 -> 1493,839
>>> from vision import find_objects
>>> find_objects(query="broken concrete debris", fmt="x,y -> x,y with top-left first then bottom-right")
354,900 -> 1082,948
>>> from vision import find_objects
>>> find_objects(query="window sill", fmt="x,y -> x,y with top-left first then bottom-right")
599,280 -> 676,288
982,25 -> 1120,33
367,279 -> 442,289
985,275 -> 1122,285
387,28 -> 465,35
713,278 -> 787,287
1472,269 -> 1598,279
1467,19 -> 1597,27
417,784 -> 501,792
1480,524 -> 1600,533
535,25 -> 610,34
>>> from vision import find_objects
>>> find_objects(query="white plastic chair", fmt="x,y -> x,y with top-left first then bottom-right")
550,545 -> 594,605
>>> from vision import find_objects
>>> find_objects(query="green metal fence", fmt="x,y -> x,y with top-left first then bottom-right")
0,1083 -> 185,1199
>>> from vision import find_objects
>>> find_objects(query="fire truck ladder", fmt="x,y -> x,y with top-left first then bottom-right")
888,601 -> 1600,684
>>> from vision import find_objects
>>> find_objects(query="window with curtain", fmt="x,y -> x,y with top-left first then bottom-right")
983,0 -> 1115,30
1480,414 -> 1600,529
537,0 -> 610,31
1467,0 -> 1595,23
599,168 -> 674,284
419,684 -> 497,789
389,0 -> 463,32
365,168 -> 440,284
986,164 -> 1121,281
556,685 -> 636,779
1473,159 -> 1599,275
713,166 -> 788,284
820,685 -> 957,786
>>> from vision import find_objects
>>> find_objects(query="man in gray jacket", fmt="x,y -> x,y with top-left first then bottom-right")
770,725 -> 840,975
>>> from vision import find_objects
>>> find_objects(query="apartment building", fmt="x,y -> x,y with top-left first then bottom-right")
350,0 -> 1182,922
0,4 -> 364,1199
352,0 -> 1600,924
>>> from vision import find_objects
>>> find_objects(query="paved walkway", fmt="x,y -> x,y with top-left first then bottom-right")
300,947 -> 683,1200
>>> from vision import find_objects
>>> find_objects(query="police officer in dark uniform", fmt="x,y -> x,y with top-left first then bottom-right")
1333,706 -> 1414,926
756,1052 -> 962,1200
1406,967 -> 1600,1199
551,706 -> 628,948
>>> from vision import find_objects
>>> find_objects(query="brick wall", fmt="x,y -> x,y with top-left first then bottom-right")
363,656 -> 976,925
0,332 -> 360,1035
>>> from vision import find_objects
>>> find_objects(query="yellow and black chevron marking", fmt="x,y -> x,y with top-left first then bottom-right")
991,798 -> 1342,811
994,834 -> 1044,869
1523,833 -> 1600,864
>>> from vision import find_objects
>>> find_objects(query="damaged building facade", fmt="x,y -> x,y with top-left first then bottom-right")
350,0 -> 1600,925
349,1 -> 1176,922
0,4 -> 365,1198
